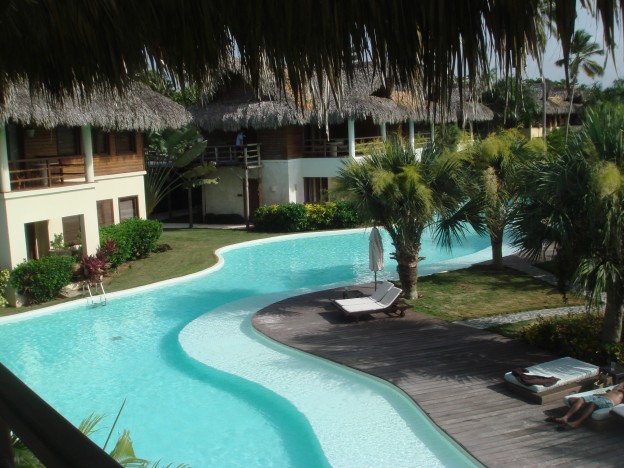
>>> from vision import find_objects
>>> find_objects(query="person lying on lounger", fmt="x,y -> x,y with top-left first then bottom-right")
548,383 -> 624,430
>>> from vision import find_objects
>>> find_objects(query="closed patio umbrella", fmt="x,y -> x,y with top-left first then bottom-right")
369,226 -> 384,290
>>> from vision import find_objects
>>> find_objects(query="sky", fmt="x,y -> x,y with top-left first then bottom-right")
524,6 -> 621,86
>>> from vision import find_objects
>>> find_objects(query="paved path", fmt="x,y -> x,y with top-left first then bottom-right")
457,255 -> 588,329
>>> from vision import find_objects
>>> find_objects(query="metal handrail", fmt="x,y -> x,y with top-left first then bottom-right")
0,362 -> 119,467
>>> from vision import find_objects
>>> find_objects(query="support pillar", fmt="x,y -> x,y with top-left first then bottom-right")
380,123 -> 387,142
81,125 -> 95,183
408,120 -> 415,152
348,119 -> 356,158
0,126 -> 11,193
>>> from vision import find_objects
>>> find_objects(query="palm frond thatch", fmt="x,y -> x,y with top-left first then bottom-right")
0,1 -> 619,115
0,81 -> 190,131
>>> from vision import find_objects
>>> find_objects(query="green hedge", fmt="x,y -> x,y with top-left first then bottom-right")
0,269 -> 9,307
99,218 -> 163,267
254,202 -> 359,232
521,313 -> 624,366
9,256 -> 75,304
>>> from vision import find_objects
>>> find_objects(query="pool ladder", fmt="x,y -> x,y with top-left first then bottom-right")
83,281 -> 107,305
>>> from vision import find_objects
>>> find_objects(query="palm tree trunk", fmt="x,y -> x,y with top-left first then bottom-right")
396,260 -> 419,299
602,278 -> 624,344
541,65 -> 547,144
187,188 -> 194,228
565,83 -> 576,142
490,231 -> 504,270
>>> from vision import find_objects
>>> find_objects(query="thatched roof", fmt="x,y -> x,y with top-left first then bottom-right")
192,66 -> 495,131
0,81 -> 190,131
190,100 -> 307,132
0,2 -> 619,117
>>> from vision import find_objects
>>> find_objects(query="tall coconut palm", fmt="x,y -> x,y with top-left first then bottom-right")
440,129 -> 543,270
555,29 -> 604,140
336,136 -> 467,299
511,104 -> 624,343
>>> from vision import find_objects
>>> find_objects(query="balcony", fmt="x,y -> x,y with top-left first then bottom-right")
302,137 -> 383,158
9,156 -> 86,191
202,143 -> 261,168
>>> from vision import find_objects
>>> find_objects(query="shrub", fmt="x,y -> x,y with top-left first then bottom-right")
9,256 -> 75,304
254,203 -> 308,232
254,202 -> 360,232
521,312 -> 609,365
99,218 -> 162,267
0,269 -> 9,307
329,201 -> 360,228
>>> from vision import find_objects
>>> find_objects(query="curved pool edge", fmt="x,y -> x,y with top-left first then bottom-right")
249,297 -> 484,468
179,288 -> 482,468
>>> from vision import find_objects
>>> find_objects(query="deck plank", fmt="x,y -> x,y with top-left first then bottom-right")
253,284 -> 624,467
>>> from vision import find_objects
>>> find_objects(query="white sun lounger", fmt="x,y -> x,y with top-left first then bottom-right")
331,285 -> 404,321
563,385 -> 624,421
504,357 -> 599,404
333,281 -> 393,308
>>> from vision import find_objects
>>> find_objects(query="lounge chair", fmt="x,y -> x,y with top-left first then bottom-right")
331,285 -> 405,321
333,281 -> 393,307
611,404 -> 624,420
504,357 -> 599,404
563,385 -> 624,421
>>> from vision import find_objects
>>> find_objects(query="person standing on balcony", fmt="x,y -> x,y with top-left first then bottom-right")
236,130 -> 245,159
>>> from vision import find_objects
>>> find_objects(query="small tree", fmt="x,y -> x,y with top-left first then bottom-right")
145,126 -> 209,216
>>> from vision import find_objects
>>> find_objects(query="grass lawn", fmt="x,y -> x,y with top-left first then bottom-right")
104,228 -> 278,292
406,264 -> 584,322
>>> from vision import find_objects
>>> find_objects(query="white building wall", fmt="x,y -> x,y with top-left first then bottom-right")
0,172 -> 147,271
203,167 -> 246,216
259,160 -> 291,205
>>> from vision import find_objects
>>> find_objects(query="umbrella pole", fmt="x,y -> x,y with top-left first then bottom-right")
374,271 -> 377,290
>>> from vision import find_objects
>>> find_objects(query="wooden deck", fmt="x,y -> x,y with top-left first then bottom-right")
253,284 -> 623,467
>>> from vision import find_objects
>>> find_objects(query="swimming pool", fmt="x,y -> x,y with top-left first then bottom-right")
0,228 -> 505,466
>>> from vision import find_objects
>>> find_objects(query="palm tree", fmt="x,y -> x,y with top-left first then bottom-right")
555,29 -> 604,140
336,136 -> 467,299
511,104 -> 624,344
440,129 -> 543,270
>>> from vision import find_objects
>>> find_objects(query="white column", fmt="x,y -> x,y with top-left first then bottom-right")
348,119 -> 356,158
408,120 -> 415,151
81,125 -> 95,183
380,123 -> 387,142
0,125 -> 11,193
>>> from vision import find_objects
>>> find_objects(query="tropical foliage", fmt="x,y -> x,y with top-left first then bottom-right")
9,256 -> 75,304
0,268 -> 9,307
511,103 -> 624,343
145,127 -> 210,216
253,202 -> 359,232
555,29 -> 604,139
337,136 -> 467,299
443,129 -> 543,270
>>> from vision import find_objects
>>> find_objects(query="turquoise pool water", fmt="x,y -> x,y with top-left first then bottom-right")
0,228 -> 502,467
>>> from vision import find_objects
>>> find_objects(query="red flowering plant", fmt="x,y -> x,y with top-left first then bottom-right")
82,240 -> 118,284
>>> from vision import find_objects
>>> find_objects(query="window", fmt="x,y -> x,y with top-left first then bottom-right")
62,215 -> 82,246
115,131 -> 136,154
56,126 -> 80,156
92,129 -> 110,154
304,177 -> 329,203
119,196 -> 139,221
97,199 -> 114,227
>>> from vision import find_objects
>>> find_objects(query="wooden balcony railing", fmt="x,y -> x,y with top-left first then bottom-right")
302,136 -> 384,158
0,362 -> 119,467
9,156 -> 85,191
202,143 -> 261,168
